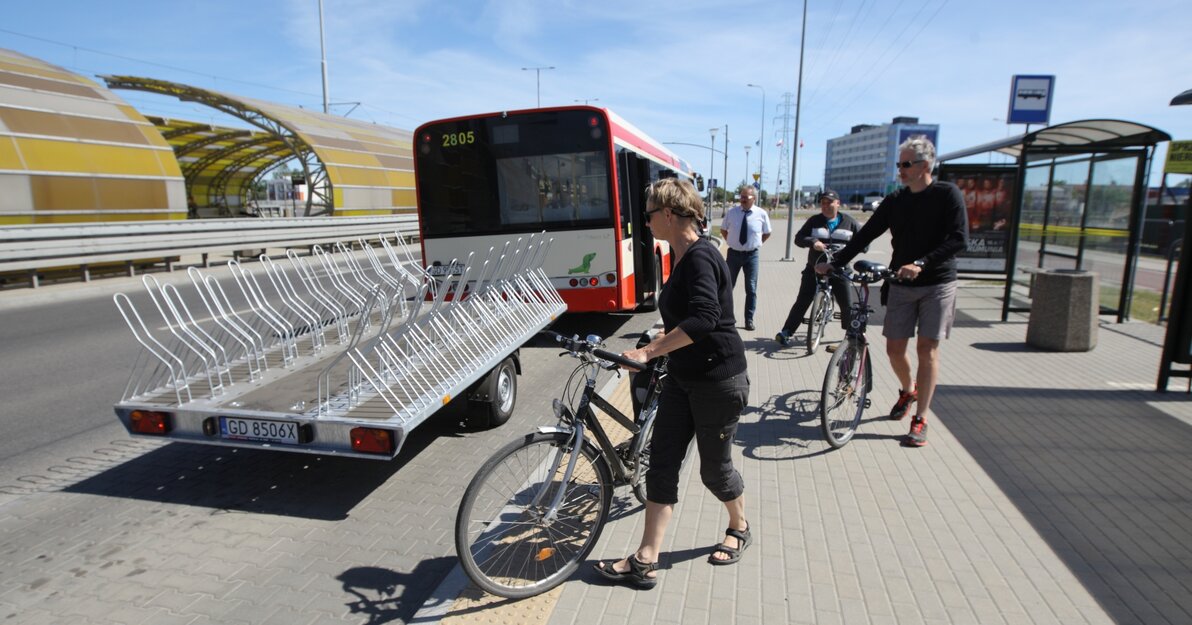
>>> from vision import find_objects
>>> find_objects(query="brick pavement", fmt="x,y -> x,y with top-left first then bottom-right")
418,227 -> 1192,625
3,231 -> 1191,624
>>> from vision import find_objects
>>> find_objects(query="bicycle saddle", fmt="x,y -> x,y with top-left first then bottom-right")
854,260 -> 887,275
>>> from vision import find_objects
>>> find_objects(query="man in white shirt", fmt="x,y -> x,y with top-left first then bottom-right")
719,185 -> 772,331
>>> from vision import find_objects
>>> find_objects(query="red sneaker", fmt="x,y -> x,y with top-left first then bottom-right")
903,416 -> 928,447
890,389 -> 917,420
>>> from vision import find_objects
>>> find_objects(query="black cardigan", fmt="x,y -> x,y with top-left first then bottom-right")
658,238 -> 748,381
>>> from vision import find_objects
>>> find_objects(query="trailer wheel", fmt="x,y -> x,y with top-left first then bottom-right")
468,357 -> 517,428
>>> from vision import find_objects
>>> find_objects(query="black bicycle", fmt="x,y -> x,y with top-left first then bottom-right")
804,227 -> 854,354
819,260 -> 895,448
454,330 -> 666,598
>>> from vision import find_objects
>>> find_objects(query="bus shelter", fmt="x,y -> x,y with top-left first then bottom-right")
939,120 -> 1171,322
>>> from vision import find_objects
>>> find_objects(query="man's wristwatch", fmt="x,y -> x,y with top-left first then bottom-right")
912,259 -> 926,268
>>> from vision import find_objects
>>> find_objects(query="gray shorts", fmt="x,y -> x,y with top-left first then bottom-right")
882,281 -> 958,340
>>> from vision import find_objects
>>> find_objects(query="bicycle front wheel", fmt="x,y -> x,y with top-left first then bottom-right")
806,291 -> 827,354
455,431 -> 613,598
820,341 -> 869,448
630,398 -> 659,505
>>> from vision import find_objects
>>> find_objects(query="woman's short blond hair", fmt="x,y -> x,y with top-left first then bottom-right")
645,178 -> 704,223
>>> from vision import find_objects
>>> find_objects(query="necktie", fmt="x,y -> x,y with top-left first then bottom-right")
739,209 -> 751,246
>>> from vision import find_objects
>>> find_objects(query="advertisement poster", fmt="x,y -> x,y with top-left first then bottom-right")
897,128 -> 939,152
938,166 -> 1015,273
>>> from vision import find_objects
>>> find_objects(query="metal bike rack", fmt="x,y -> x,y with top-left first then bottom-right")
111,232 -> 566,459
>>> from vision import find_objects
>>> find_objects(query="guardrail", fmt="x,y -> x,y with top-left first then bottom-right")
0,215 -> 420,288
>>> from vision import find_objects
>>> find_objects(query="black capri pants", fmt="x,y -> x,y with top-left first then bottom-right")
645,370 -> 750,504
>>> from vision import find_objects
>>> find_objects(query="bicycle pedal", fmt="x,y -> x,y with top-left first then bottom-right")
863,398 -> 871,409
832,312 -> 842,320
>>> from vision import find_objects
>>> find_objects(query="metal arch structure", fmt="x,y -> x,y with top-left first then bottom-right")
214,143 -> 293,211
103,76 -> 329,216
143,116 -> 292,214
102,75 -> 417,219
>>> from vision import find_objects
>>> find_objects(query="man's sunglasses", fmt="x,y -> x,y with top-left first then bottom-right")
897,159 -> 925,169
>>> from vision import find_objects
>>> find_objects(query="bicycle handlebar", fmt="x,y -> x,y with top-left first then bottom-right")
540,330 -> 648,371
830,260 -> 899,285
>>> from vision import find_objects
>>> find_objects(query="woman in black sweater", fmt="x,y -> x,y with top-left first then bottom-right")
595,178 -> 751,589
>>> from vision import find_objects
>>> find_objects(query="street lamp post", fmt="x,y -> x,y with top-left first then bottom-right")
743,146 -> 751,186
783,0 -> 807,262
708,128 -> 719,206
521,66 -> 555,107
722,124 -> 729,218
747,83 -> 766,198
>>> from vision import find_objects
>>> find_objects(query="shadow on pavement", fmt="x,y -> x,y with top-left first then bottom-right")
736,390 -> 839,460
64,409 -> 464,521
339,557 -> 456,625
934,385 -> 1192,625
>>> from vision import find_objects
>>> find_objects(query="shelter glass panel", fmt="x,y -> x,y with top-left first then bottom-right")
1086,156 -> 1138,231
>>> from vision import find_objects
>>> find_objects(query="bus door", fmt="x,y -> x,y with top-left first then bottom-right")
618,150 -> 659,303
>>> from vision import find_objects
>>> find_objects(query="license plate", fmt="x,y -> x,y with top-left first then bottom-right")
220,417 -> 299,444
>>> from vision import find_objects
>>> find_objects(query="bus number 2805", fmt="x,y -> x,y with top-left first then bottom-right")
442,131 -> 476,147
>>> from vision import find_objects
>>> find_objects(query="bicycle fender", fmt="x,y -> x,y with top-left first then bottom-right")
535,426 -> 603,459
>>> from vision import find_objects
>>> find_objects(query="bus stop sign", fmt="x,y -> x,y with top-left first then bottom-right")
1007,75 -> 1055,124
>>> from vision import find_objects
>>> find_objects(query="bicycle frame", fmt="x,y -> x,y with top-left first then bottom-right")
537,349 -> 664,521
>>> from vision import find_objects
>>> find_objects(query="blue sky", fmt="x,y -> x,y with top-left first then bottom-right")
4,0 -> 1191,192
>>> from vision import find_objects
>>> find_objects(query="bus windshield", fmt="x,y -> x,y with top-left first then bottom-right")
416,110 -> 613,238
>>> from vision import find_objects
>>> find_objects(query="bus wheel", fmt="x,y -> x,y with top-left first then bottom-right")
640,255 -> 663,312
467,356 -> 517,428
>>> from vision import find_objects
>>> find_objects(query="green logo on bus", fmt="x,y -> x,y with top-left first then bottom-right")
568,253 -> 596,275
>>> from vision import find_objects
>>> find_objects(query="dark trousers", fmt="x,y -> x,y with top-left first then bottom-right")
726,248 -> 760,322
645,371 -> 749,505
781,268 -> 854,335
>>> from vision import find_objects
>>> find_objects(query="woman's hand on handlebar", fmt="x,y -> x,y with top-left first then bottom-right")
619,347 -> 650,369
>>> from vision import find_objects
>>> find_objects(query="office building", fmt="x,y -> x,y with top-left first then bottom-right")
823,117 -> 939,203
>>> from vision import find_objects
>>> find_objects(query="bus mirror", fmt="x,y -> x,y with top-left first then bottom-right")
695,175 -> 705,192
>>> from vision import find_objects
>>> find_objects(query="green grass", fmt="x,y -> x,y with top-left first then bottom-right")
1100,284 -> 1166,324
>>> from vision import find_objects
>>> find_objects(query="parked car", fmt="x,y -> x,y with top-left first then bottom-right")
861,195 -> 882,212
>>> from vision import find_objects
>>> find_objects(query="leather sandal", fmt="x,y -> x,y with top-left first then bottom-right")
708,524 -> 752,566
594,553 -> 658,589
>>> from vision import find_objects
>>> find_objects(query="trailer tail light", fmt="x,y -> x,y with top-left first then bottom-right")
129,410 -> 171,435
605,273 -> 616,284
351,427 -> 395,455
587,277 -> 598,286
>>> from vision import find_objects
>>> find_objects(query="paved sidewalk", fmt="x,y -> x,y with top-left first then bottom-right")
419,233 -> 1192,625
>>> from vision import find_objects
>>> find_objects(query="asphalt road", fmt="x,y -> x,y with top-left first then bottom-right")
0,259 -> 657,496
0,256 -> 662,623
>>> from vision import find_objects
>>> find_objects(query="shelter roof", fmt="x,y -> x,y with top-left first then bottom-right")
939,119 -> 1172,163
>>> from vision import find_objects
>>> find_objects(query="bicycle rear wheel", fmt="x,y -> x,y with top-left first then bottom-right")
806,291 -> 827,354
819,341 -> 869,448
455,431 -> 613,598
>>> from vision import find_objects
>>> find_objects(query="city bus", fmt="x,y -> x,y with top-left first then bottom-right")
413,106 -> 697,313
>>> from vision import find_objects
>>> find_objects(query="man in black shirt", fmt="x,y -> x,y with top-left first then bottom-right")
816,136 -> 968,447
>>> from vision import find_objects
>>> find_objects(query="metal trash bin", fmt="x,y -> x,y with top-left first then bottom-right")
1026,269 -> 1098,351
